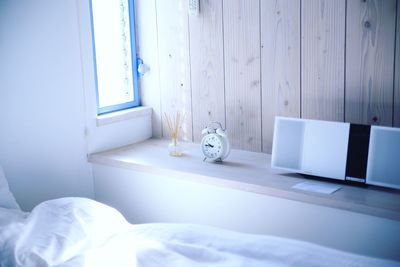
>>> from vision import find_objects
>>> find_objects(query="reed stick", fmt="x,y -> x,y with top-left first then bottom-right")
164,112 -> 184,145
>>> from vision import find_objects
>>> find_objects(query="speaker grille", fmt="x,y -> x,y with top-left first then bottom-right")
345,124 -> 371,182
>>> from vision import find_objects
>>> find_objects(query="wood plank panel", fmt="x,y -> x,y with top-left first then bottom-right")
301,0 -> 345,121
156,0 -> 192,141
189,0 -> 225,142
136,0 -> 162,137
346,0 -> 396,126
223,0 -> 261,151
261,0 -> 300,153
394,0 -> 400,127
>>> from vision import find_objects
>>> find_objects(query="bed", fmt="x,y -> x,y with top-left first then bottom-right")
1,167 -> 399,267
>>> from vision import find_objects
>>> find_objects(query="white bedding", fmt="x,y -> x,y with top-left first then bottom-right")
0,198 -> 398,267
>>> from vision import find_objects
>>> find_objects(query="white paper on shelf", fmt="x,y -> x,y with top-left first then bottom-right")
292,181 -> 342,194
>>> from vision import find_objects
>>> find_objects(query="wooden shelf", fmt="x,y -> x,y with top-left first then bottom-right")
89,138 -> 400,221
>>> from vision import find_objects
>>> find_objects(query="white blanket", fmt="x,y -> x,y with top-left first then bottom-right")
0,198 -> 398,267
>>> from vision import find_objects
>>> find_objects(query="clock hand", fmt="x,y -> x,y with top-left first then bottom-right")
205,143 -> 214,148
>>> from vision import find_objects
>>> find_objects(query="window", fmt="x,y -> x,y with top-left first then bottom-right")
90,0 -> 140,115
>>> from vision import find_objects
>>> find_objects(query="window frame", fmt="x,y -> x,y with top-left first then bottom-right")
89,0 -> 140,115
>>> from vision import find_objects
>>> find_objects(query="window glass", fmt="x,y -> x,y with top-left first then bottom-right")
90,0 -> 139,114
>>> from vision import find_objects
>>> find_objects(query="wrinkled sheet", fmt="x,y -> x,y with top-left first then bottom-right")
0,198 -> 398,267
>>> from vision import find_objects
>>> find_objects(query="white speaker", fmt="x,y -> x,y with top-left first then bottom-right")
271,117 -> 400,189
366,126 -> 400,189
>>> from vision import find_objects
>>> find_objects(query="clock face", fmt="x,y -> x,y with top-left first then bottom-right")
201,134 -> 224,160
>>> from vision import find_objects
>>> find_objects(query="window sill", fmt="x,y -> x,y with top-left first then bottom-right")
96,106 -> 152,127
88,138 -> 400,221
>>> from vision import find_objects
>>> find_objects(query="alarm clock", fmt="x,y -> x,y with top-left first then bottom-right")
201,122 -> 230,162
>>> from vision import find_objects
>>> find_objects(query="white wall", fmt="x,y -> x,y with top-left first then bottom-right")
0,0 -> 93,210
0,0 -> 152,210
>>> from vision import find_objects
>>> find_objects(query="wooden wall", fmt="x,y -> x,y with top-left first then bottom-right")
138,0 -> 399,153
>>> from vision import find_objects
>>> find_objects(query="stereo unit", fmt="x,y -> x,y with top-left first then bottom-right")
271,117 -> 400,190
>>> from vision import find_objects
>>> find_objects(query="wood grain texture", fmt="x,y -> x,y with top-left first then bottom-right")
261,0 -> 301,153
156,0 -> 193,141
223,0 -> 262,151
394,0 -> 400,127
136,0 -> 162,137
149,0 -> 398,152
189,0 -> 225,142
301,0 -> 346,121
345,0 -> 396,126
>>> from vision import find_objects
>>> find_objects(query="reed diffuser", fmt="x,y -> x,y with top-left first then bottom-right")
164,112 -> 184,156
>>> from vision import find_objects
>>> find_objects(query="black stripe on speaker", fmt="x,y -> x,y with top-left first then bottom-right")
345,124 -> 371,182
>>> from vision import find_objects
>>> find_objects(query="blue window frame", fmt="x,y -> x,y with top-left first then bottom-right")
90,0 -> 140,115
